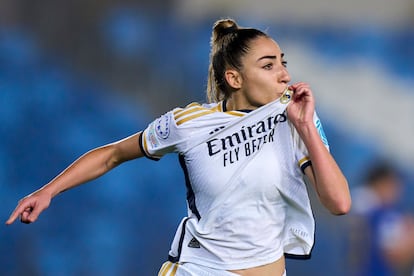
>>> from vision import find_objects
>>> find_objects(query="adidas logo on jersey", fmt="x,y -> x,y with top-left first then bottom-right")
188,237 -> 201,248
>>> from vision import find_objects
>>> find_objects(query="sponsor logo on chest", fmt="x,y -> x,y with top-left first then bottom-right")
206,112 -> 287,167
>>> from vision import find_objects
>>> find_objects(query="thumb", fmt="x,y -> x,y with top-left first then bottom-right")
26,204 -> 45,223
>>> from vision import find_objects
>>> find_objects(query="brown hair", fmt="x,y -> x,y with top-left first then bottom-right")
364,162 -> 399,187
207,19 -> 269,103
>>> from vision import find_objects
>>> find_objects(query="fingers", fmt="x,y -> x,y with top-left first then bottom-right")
6,189 -> 52,225
289,82 -> 308,91
20,207 -> 35,224
5,214 -> 17,225
25,204 -> 44,224
6,198 -> 41,225
288,82 -> 313,101
289,82 -> 310,93
5,200 -> 26,225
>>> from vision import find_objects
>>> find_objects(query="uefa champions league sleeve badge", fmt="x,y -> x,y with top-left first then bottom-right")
155,113 -> 171,139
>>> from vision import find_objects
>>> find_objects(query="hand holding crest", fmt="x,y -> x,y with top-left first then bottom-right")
286,82 -> 315,129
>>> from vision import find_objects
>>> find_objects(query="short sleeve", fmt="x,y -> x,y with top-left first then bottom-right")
139,111 -> 180,160
291,112 -> 330,173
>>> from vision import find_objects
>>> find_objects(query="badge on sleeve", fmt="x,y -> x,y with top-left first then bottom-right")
155,113 -> 170,139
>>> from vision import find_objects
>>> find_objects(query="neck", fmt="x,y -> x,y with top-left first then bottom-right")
225,97 -> 258,112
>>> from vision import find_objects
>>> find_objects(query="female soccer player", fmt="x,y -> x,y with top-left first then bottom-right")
6,19 -> 351,276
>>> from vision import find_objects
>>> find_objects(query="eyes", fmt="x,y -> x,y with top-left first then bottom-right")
262,60 -> 287,70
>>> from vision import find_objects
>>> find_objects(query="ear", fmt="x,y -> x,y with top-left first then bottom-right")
224,69 -> 242,89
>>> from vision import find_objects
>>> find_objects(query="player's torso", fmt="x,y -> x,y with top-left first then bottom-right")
175,102 -> 297,220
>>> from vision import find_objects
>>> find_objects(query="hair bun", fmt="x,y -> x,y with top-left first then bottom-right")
212,18 -> 239,42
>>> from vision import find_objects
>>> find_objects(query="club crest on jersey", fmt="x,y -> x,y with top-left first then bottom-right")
155,114 -> 170,139
280,89 -> 292,104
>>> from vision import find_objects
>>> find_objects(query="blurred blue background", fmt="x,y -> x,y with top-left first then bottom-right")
1,0 -> 413,275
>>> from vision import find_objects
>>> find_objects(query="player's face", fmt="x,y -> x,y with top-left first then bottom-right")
238,36 -> 290,108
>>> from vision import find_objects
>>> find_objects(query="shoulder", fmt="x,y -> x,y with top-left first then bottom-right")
172,101 -> 224,126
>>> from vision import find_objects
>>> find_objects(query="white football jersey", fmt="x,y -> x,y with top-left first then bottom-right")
140,90 -> 329,270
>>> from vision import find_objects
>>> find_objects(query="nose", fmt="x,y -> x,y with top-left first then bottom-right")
280,67 -> 291,84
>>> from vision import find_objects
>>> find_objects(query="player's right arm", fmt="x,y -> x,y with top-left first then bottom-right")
6,132 -> 144,225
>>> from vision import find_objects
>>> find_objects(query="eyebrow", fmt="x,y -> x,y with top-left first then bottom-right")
257,53 -> 285,62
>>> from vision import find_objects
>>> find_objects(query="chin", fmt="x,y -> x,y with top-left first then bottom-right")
273,94 -> 283,102
260,98 -> 278,106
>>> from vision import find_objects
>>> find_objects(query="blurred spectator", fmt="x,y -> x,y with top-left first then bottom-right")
348,161 -> 414,276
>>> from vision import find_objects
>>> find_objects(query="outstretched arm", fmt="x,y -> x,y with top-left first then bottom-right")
287,82 -> 351,215
6,132 -> 144,224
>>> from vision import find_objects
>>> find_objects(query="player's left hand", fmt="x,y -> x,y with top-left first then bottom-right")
286,82 -> 315,128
